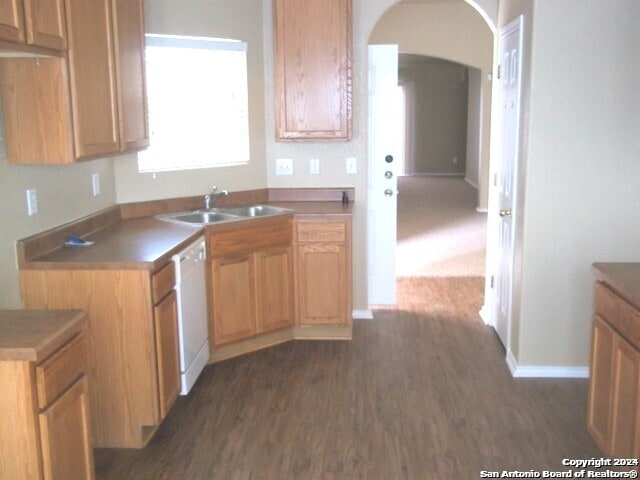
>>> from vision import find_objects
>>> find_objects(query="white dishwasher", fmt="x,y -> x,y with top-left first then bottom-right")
172,237 -> 209,395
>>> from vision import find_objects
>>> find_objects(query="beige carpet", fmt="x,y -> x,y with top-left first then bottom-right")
396,175 -> 487,278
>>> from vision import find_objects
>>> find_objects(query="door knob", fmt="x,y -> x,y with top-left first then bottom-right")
384,171 -> 393,179
384,189 -> 394,197
499,209 -> 512,217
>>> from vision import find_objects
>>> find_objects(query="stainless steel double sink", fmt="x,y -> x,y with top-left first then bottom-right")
156,204 -> 292,227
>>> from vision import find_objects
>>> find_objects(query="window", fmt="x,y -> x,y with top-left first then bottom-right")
138,35 -> 250,172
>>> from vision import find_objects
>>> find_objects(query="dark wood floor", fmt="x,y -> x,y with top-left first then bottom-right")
95,277 -> 601,479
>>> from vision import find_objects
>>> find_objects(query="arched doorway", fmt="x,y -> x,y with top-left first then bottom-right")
366,0 -> 495,307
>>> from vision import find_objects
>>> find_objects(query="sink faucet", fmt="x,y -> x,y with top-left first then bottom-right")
204,186 -> 229,209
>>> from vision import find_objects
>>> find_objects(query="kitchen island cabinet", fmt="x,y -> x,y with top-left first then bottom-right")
0,309 -> 94,480
588,263 -> 640,457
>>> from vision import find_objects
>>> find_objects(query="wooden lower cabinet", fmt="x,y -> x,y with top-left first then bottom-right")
294,217 -> 352,327
609,334 -> 640,457
20,263 -> 180,448
0,330 -> 94,480
587,315 -> 615,452
211,253 -> 257,346
587,281 -> 640,457
208,218 -> 294,348
153,289 -> 180,420
39,376 -> 94,480
256,246 -> 295,334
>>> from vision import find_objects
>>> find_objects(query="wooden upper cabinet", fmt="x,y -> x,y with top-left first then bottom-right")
274,0 -> 352,141
0,0 -> 25,43
0,0 -> 148,163
65,0 -> 119,159
24,0 -> 67,50
0,0 -> 66,51
111,0 -> 149,152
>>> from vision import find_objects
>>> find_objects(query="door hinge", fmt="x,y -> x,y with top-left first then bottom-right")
496,65 -> 501,80
490,275 -> 495,288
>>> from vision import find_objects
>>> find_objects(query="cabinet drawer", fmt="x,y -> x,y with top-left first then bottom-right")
210,219 -> 292,257
36,333 -> 87,409
152,261 -> 175,303
296,221 -> 346,243
594,282 -> 640,350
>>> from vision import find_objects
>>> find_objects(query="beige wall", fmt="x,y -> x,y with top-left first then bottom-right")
0,158 -> 116,307
369,1 -> 494,209
0,0 -> 500,313
495,0 -> 640,368
398,56 -> 468,175
114,0 -> 268,203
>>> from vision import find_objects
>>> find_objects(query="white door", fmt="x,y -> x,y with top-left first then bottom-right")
493,16 -> 523,348
368,45 -> 399,306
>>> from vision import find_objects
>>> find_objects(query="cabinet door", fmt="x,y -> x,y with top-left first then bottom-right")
587,314 -> 615,453
154,290 -> 180,420
255,246 -> 294,334
65,0 -> 119,158
211,254 -> 257,346
274,0 -> 352,140
609,334 -> 640,457
38,376 -> 95,480
111,0 -> 149,152
0,0 -> 25,43
23,0 -> 66,50
297,243 -> 348,325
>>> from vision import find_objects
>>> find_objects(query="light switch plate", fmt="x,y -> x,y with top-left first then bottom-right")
309,158 -> 320,175
92,173 -> 101,196
346,157 -> 357,174
26,189 -> 38,216
276,158 -> 293,176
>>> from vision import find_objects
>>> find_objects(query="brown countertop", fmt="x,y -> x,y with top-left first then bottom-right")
0,310 -> 86,362
269,201 -> 352,216
23,217 -> 202,271
19,200 -> 352,271
592,262 -> 640,310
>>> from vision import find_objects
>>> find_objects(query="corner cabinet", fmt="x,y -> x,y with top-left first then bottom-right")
208,217 -> 295,348
293,217 -> 352,330
20,261 -> 180,448
0,0 -> 148,164
587,280 -> 640,457
273,0 -> 352,141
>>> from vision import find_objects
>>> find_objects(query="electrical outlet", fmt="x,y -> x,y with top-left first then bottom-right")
309,158 -> 320,175
276,158 -> 293,176
452,156 -> 458,164
346,157 -> 357,174
26,189 -> 38,216
92,173 -> 101,196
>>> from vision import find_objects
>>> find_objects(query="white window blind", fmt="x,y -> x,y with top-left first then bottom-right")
138,34 -> 250,172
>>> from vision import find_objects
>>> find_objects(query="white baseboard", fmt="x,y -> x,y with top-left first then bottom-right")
479,305 -> 491,325
476,206 -> 488,213
352,309 -> 374,320
464,176 -> 479,189
506,350 -> 589,378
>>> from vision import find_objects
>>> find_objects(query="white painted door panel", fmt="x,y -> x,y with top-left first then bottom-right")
368,45 -> 399,306
494,16 -> 523,349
